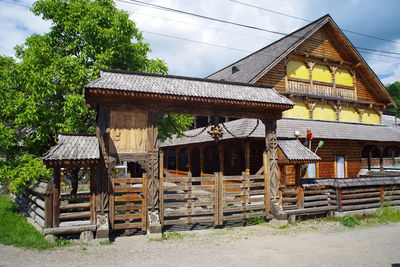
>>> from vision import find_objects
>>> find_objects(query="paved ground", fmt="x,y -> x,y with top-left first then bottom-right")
1,221 -> 399,266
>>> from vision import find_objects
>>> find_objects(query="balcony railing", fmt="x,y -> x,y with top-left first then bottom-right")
287,80 -> 355,100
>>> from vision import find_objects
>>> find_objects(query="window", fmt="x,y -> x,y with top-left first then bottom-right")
336,155 -> 345,178
307,163 -> 316,178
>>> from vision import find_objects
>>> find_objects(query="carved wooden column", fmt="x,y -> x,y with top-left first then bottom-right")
378,146 -> 384,172
330,66 -> 337,97
262,119 -> 279,201
307,61 -> 315,94
146,111 -> 160,212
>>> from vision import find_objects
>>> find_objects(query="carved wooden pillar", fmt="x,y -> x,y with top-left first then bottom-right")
244,142 -> 251,175
200,146 -> 205,177
307,61 -> 315,94
146,111 -> 160,212
165,149 -> 169,171
262,119 -> 279,201
330,66 -> 337,97
368,148 -> 372,171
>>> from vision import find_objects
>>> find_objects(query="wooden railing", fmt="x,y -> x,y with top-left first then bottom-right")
287,80 -> 355,100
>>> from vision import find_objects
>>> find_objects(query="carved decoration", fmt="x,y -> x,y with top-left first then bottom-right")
208,125 -> 224,141
262,119 -> 279,200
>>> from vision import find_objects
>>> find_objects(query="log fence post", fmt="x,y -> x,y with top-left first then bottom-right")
53,167 -> 61,227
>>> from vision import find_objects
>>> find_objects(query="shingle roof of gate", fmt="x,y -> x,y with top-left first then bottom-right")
84,69 -> 293,106
42,134 -> 99,161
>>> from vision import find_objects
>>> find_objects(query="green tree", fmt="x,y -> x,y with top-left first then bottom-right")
0,0 -> 192,193
387,81 -> 400,116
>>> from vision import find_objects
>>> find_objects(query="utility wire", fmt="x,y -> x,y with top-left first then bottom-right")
229,0 -> 400,46
118,0 -> 400,58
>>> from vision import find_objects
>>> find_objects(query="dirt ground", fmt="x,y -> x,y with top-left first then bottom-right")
1,221 -> 399,267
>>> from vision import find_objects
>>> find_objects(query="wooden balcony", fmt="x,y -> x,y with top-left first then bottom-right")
287,80 -> 355,100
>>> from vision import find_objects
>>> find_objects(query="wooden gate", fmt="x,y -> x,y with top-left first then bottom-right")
110,172 -> 147,231
160,170 -> 267,226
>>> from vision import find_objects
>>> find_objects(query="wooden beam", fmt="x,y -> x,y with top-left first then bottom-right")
53,167 -> 61,228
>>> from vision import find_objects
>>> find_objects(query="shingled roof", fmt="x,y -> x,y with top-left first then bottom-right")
159,118 -> 400,146
43,134 -> 99,162
84,69 -> 293,107
278,139 -> 320,162
206,15 -> 329,83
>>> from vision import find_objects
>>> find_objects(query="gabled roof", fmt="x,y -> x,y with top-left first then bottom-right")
43,134 -> 99,162
278,139 -> 321,163
207,15 -> 329,83
85,69 -> 293,107
207,14 -> 397,107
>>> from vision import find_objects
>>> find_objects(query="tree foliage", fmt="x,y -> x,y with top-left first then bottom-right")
387,81 -> 400,116
0,0 -> 192,193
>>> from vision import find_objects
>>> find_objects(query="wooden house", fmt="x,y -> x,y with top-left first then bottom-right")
162,14 -> 400,183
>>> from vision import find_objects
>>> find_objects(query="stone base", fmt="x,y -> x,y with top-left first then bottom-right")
96,229 -> 109,239
334,208 -> 377,218
270,219 -> 288,227
147,231 -> 162,240
148,211 -> 162,234
44,234 -> 56,243
96,213 -> 109,239
288,215 -> 296,224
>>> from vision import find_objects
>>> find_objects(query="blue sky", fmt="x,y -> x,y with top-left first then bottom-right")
1,0 -> 400,84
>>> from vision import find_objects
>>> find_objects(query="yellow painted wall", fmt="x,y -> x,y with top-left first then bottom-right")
283,101 -> 310,119
313,104 -> 336,121
339,106 -> 359,123
287,60 -> 309,79
335,69 -> 353,86
362,109 -> 380,124
312,64 -> 332,83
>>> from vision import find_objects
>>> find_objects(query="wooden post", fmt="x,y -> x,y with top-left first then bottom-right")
244,142 -> 251,175
380,185 -> 385,204
218,172 -> 224,226
295,165 -> 304,209
368,148 -> 372,171
392,148 -> 396,166
44,182 -> 53,228
379,147 -> 384,172
337,188 -> 342,212
218,146 -> 224,175
159,149 -> 164,225
90,166 -> 96,225
188,147 -> 193,173
53,167 -> 61,227
142,173 -> 148,232
200,146 -> 205,177
263,151 -> 270,217
213,172 -> 219,227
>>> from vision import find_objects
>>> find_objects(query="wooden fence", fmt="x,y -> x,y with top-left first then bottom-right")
13,181 -> 53,230
283,177 -> 400,216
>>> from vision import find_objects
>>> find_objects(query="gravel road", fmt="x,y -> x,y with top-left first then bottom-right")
1,221 -> 399,267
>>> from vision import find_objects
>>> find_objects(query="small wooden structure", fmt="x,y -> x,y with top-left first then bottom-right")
42,134 -> 99,235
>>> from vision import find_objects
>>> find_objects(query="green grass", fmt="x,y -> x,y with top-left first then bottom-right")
0,195 -> 52,250
339,215 -> 360,228
377,204 -> 400,222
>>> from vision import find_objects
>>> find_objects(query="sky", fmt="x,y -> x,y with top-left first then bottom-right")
1,0 -> 400,85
